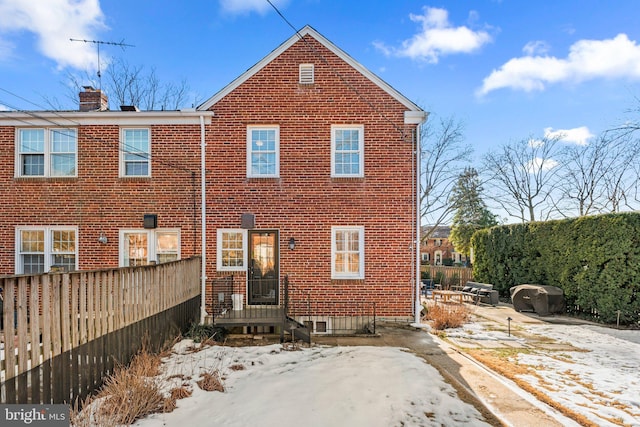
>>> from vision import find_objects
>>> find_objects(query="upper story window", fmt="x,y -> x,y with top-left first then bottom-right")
17,128 -> 77,177
299,64 -> 314,84
217,229 -> 247,272
331,226 -> 365,279
331,125 -> 364,178
121,128 -> 150,177
16,227 -> 77,274
247,126 -> 279,178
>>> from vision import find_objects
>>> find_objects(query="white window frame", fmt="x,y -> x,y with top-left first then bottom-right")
118,229 -> 180,266
216,229 -> 248,272
331,125 -> 364,178
15,226 -> 78,274
120,128 -> 151,177
331,226 -> 365,279
15,128 -> 77,178
247,125 -> 280,178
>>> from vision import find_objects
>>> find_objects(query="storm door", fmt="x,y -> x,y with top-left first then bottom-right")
248,230 -> 279,305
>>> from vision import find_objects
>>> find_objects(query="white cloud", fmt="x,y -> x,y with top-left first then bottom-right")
544,126 -> 593,146
374,7 -> 493,63
0,0 -> 106,70
528,138 -> 545,148
219,0 -> 289,15
526,156 -> 558,172
0,103 -> 12,111
477,34 -> 640,96
522,40 -> 549,56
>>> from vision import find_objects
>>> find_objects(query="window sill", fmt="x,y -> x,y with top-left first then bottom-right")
119,176 -> 152,181
330,177 -> 365,182
15,176 -> 77,181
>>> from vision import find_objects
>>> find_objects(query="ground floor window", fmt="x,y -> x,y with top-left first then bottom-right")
16,226 -> 77,273
216,229 -> 247,271
119,229 -> 180,267
331,226 -> 365,279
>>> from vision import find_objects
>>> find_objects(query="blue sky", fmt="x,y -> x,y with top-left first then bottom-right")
1,0 -> 640,160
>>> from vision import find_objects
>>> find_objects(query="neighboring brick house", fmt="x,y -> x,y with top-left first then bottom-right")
0,26 -> 426,333
420,226 -> 467,266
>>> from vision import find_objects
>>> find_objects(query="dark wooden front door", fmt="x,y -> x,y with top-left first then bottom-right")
248,231 -> 279,305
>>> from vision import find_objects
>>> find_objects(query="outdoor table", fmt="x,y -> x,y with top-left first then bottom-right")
432,290 -> 464,303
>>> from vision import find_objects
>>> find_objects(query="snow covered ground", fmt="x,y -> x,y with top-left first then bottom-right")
516,324 -> 640,426
107,315 -> 639,427
134,341 -> 491,427
446,321 -> 640,426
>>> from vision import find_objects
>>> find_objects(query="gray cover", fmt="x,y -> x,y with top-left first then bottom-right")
510,284 -> 565,316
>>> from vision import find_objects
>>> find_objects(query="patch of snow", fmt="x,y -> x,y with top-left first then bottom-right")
133,342 -> 491,427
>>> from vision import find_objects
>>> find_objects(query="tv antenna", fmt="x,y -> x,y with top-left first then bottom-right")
69,38 -> 135,88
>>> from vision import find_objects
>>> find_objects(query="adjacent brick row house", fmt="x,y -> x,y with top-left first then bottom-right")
420,226 -> 469,266
0,26 -> 426,334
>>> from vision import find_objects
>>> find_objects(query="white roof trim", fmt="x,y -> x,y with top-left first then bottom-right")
0,110 -> 214,126
405,111 -> 429,125
197,25 -> 423,113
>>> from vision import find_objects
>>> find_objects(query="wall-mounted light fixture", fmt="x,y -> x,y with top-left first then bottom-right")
288,237 -> 296,250
98,232 -> 108,244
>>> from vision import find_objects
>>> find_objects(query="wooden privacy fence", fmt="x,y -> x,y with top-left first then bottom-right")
421,266 -> 474,289
1,256 -> 201,405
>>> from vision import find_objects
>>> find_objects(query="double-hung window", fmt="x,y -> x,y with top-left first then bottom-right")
331,125 -> 364,177
16,227 -> 77,273
217,229 -> 247,271
247,126 -> 279,178
119,229 -> 180,266
17,128 -> 77,177
121,128 -> 150,177
331,226 -> 365,279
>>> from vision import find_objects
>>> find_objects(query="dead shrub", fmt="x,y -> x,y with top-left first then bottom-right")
162,397 -> 177,413
96,365 -> 165,425
228,364 -> 245,371
197,369 -> 225,392
170,385 -> 192,400
425,303 -> 470,330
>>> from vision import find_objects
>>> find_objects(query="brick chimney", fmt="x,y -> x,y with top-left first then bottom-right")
79,86 -> 108,111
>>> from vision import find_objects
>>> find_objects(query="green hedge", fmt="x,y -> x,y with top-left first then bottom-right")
471,213 -> 640,324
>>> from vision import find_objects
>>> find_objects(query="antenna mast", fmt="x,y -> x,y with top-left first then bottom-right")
69,38 -> 135,88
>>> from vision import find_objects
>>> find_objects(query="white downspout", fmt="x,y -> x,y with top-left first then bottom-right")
200,115 -> 208,324
414,124 -> 422,324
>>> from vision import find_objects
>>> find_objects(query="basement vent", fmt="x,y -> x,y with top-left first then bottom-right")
299,63 -> 314,84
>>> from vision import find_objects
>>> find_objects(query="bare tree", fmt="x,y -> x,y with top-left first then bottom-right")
558,132 -> 640,216
483,136 -> 562,223
600,132 -> 639,212
105,57 -> 192,110
58,57 -> 195,111
420,115 -> 472,239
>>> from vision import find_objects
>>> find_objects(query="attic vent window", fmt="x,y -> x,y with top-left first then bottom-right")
299,64 -> 314,84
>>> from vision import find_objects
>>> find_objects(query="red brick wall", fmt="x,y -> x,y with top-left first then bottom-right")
0,123 -> 202,271
205,36 -> 418,317
0,35 -> 420,319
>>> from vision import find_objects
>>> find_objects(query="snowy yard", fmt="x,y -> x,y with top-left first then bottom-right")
134,341 -> 491,427
446,320 -> 640,426
76,315 -> 640,427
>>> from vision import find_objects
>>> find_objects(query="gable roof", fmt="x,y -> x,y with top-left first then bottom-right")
197,25 -> 424,114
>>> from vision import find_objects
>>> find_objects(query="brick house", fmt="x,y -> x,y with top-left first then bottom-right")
0,26 -> 426,334
420,226 -> 468,266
